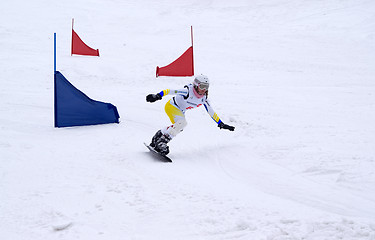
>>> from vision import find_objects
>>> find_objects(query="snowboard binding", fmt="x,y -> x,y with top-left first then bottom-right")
150,130 -> 171,156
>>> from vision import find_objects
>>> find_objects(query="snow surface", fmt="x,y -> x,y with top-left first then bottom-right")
1,0 -> 375,239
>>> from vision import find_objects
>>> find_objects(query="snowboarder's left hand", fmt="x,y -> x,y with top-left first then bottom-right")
146,93 -> 162,103
218,122 -> 235,131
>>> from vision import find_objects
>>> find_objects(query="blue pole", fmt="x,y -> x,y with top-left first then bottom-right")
54,33 -> 57,127
54,33 -> 56,73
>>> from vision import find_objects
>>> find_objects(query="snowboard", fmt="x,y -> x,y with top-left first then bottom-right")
144,143 -> 172,162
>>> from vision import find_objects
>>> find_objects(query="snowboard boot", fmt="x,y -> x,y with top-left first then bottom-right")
155,132 -> 172,156
150,130 -> 163,148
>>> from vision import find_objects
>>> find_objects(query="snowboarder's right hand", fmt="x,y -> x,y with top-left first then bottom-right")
146,93 -> 162,103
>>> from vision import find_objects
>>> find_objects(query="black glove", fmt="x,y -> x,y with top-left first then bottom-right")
146,93 -> 162,103
218,122 -> 235,131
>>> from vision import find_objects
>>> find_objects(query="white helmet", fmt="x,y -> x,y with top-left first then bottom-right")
193,74 -> 209,91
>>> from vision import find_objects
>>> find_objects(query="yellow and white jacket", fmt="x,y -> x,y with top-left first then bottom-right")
159,84 -> 222,125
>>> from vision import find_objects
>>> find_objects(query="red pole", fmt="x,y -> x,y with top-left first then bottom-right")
191,25 -> 193,47
191,26 -> 194,75
71,18 -> 74,56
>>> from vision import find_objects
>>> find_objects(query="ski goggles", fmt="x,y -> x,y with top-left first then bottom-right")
197,82 -> 209,91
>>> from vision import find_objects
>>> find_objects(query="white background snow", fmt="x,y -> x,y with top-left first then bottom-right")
1,0 -> 375,239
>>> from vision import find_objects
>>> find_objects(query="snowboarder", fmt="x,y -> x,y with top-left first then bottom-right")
146,74 -> 235,155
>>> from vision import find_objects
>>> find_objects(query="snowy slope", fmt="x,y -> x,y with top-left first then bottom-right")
1,0 -> 375,239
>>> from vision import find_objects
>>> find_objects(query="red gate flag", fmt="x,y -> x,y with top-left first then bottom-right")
156,26 -> 194,77
71,19 -> 99,56
156,46 -> 194,77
